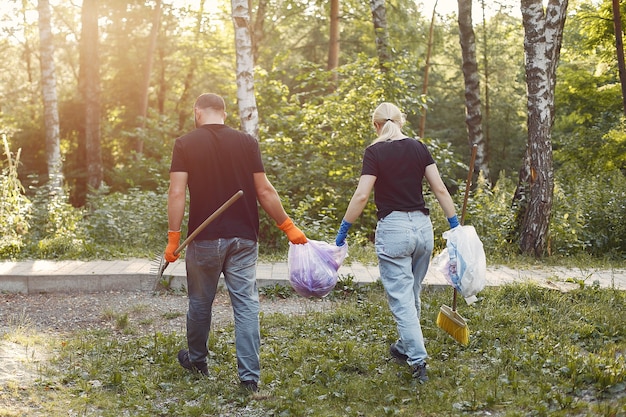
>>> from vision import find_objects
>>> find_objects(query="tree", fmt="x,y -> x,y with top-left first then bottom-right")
457,0 -> 488,178
78,0 -> 103,201
231,0 -> 259,138
514,0 -> 568,257
136,0 -> 162,154
419,0 -> 437,138
37,0 -> 64,194
369,0 -> 390,70
328,0 -> 340,72
611,0 -> 626,116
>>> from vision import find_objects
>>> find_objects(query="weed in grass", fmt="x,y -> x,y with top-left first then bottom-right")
259,282 -> 294,300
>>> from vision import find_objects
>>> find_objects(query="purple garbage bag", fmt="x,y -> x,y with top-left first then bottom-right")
287,239 -> 349,298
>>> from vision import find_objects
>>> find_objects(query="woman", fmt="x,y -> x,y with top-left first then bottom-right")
335,102 -> 459,383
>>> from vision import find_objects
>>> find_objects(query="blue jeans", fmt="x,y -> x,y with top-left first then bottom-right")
375,211 -> 434,366
185,238 -> 260,383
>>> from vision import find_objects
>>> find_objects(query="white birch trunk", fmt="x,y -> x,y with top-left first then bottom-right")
231,0 -> 259,139
516,0 -> 568,256
369,0 -> 390,70
37,0 -> 64,195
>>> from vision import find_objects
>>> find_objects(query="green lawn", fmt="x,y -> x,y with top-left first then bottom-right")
2,280 -> 626,416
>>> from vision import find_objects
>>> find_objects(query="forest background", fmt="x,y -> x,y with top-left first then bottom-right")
0,0 -> 624,264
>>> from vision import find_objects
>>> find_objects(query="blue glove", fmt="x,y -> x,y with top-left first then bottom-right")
447,215 -> 460,229
335,219 -> 352,246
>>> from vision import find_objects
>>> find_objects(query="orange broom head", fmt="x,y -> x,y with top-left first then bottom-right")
437,305 -> 469,346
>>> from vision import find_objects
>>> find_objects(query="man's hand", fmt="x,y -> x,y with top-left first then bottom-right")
277,218 -> 307,244
164,231 -> 181,262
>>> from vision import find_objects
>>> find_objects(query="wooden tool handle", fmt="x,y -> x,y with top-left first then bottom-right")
453,144 -> 478,311
174,190 -> 244,255
461,144 -> 478,226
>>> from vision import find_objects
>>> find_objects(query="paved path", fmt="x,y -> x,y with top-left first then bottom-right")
0,258 -> 625,294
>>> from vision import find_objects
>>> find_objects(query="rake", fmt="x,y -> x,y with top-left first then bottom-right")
152,190 -> 243,291
436,144 -> 477,346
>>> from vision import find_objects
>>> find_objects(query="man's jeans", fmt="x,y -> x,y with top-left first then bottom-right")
375,211 -> 434,366
185,238 -> 260,382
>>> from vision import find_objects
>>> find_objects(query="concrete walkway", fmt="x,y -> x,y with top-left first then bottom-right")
0,258 -> 625,294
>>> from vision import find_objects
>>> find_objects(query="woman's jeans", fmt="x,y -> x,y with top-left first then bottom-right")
375,211 -> 434,366
185,238 -> 260,382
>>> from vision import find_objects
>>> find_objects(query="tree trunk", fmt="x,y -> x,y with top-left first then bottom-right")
369,0 -> 390,71
612,0 -> 626,116
419,0 -> 437,139
177,0 -> 206,130
232,0 -> 259,139
328,0 -> 340,84
136,0 -> 162,154
79,0 -> 102,200
515,0 -> 568,257
480,0 -> 491,180
37,0 -> 64,195
251,0 -> 267,65
457,0 -> 489,179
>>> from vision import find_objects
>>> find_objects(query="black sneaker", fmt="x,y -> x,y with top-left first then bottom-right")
389,342 -> 409,364
240,380 -> 258,393
412,362 -> 428,383
177,349 -> 209,376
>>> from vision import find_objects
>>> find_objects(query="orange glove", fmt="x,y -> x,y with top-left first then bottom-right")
164,231 -> 181,262
277,218 -> 307,244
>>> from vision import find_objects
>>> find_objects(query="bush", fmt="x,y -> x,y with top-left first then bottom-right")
83,186 -> 170,258
0,136 -> 32,258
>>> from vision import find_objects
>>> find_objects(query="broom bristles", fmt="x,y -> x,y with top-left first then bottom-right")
437,305 -> 469,346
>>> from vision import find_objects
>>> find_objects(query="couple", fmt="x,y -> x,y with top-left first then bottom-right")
164,93 -> 460,392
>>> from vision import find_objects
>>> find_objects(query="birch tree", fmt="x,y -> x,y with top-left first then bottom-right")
369,0 -> 390,71
37,0 -> 64,194
231,0 -> 259,138
514,0 -> 568,256
457,0 -> 488,178
79,0 -> 103,197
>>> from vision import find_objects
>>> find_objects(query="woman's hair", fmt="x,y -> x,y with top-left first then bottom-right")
369,102 -> 407,146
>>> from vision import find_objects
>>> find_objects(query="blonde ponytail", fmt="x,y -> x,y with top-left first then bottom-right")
369,102 -> 407,146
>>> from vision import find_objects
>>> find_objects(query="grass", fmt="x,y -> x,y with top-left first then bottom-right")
3,281 -> 626,416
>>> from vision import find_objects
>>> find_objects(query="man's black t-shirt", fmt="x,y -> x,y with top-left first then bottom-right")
361,138 -> 436,220
169,124 -> 264,242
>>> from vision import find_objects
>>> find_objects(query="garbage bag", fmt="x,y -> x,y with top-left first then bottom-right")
435,225 -> 486,299
287,239 -> 349,298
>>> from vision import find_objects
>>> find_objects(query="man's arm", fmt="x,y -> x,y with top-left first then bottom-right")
168,171 -> 188,231
253,172 -> 289,224
254,172 -> 306,243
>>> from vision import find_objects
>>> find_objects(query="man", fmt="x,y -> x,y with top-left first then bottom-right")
165,93 -> 307,392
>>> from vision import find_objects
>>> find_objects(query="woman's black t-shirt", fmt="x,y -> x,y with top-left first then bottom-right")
361,138 -> 435,220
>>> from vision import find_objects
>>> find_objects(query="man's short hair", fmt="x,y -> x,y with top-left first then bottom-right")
195,93 -> 225,111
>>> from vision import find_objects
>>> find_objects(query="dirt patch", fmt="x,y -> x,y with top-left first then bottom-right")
0,289 -> 336,388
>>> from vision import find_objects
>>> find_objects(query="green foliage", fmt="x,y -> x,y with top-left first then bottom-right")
555,167 -> 626,257
83,186 -> 170,258
0,136 -> 32,257
17,284 -> 626,416
23,185 -> 86,259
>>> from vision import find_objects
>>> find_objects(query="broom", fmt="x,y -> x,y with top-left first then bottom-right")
152,190 -> 243,291
436,144 -> 477,346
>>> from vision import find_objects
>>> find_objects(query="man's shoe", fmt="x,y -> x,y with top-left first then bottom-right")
389,342 -> 409,364
240,380 -> 258,393
412,362 -> 428,383
177,349 -> 209,376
